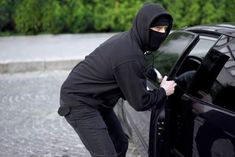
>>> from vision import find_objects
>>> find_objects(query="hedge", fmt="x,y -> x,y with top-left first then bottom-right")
0,0 -> 234,35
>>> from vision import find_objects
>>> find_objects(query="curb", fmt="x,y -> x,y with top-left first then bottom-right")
0,33 -> 117,74
0,59 -> 81,73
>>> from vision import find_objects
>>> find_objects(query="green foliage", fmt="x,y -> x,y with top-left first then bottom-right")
0,0 -> 10,30
163,0 -> 233,28
41,0 -> 65,33
14,0 -> 43,34
93,0 -> 143,32
0,0 -> 20,31
201,0 -> 226,24
224,0 -> 235,22
163,0 -> 201,28
1,0 -> 235,34
63,0 -> 93,33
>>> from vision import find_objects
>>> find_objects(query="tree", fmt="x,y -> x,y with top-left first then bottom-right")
162,0 -> 201,28
2,0 -> 235,34
224,0 -> 235,22
41,0 -> 65,33
201,0 -> 226,24
0,0 -> 20,32
14,0 -> 44,34
93,0 -> 143,32
63,0 -> 93,33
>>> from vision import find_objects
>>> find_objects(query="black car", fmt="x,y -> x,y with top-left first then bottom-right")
115,23 -> 235,157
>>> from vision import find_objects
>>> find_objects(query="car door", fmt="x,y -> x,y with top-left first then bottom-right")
164,34 -> 235,157
148,30 -> 200,157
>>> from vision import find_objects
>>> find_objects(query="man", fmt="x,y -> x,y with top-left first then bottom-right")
58,3 -> 176,157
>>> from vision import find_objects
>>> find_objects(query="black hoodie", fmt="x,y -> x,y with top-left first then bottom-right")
60,3 -> 173,111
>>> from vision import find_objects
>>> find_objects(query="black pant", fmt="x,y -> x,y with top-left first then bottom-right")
65,102 -> 129,157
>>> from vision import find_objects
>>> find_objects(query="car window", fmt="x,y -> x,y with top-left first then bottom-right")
179,34 -> 235,112
210,36 -> 235,112
145,31 -> 199,79
215,35 -> 235,79
174,35 -> 218,77
190,36 -> 217,57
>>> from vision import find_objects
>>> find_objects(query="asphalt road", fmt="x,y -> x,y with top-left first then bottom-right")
0,70 -> 140,157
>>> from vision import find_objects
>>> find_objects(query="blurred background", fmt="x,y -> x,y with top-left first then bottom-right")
1,0 -> 235,36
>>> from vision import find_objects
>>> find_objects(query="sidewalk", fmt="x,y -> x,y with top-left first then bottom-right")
0,33 -> 116,73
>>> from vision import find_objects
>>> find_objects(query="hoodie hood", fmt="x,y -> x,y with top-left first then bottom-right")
131,3 -> 173,51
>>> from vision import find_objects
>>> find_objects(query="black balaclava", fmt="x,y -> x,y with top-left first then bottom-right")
131,3 -> 173,52
148,16 -> 170,51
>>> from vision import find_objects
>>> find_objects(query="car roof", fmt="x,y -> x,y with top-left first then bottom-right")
185,23 -> 235,38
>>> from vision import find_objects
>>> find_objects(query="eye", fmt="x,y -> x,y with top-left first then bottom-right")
150,26 -> 168,33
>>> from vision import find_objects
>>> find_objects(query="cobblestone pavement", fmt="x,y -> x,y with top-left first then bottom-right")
0,71 -> 141,157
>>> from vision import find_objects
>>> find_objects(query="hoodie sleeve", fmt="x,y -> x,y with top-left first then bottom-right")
113,60 -> 167,111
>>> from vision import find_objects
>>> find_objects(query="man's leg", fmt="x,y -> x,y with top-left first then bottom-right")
100,108 -> 129,157
65,105 -> 118,157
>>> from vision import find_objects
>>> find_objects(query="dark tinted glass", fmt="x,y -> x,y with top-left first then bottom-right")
181,34 -> 235,112
145,31 -> 198,78
210,36 -> 235,112
214,36 -> 235,79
